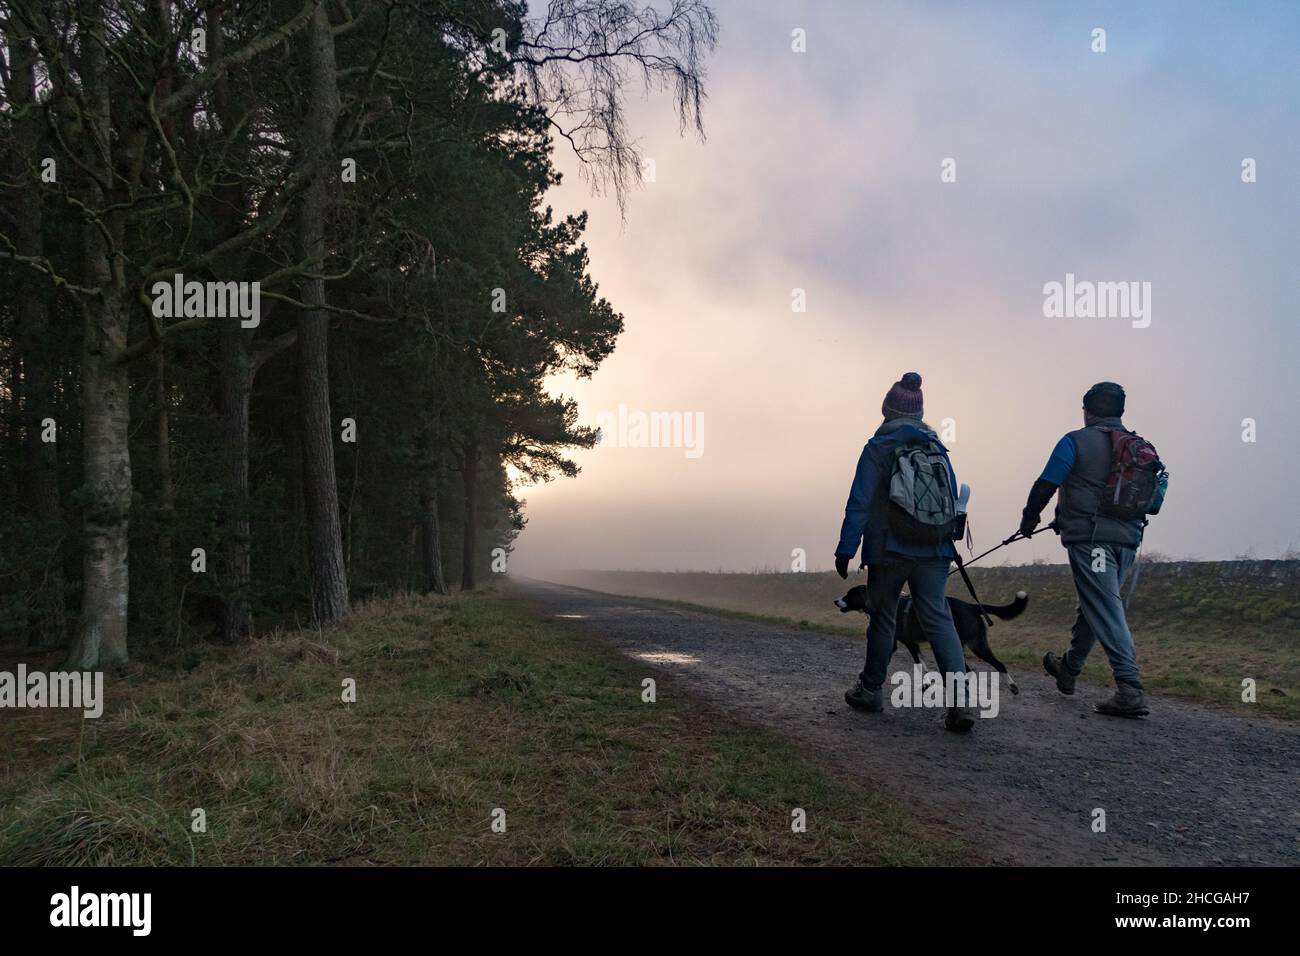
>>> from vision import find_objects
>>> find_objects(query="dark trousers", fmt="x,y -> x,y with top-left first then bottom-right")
859,557 -> 967,693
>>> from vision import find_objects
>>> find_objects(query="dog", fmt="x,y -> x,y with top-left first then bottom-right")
834,585 -> 1026,694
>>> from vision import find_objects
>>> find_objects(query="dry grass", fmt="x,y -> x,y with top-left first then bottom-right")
0,590 -> 967,866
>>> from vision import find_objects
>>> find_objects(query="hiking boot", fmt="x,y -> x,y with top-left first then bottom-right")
844,680 -> 883,713
1095,682 -> 1149,718
944,706 -> 976,733
1043,651 -> 1077,696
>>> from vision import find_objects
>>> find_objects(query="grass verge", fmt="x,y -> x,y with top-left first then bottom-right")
0,590 -> 967,866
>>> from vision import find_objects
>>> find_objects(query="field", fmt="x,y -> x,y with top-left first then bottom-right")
537,560 -> 1300,720
0,590 -> 965,866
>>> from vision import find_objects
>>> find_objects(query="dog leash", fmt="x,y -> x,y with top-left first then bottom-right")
948,523 -> 1055,575
947,523 -> 1054,627
950,552 -> 995,627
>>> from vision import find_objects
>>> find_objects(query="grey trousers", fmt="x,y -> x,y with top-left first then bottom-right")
1063,542 -> 1142,687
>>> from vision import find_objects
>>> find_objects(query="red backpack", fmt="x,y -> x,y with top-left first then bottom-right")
1097,427 -> 1165,520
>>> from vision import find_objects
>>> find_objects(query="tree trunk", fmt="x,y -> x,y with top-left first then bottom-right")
8,26 -> 67,648
296,3 -> 349,626
67,290 -> 132,669
217,328 -> 254,641
420,467 -> 447,595
460,440 -> 479,591
155,347 -> 176,639
208,3 -> 257,643
66,2 -> 131,670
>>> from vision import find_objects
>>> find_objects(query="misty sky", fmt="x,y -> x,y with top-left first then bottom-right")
511,0 -> 1300,575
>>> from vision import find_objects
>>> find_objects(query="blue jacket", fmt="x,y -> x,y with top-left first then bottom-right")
836,418 -> 959,566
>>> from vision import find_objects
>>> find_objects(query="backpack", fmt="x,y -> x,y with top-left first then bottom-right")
886,440 -> 961,545
1097,427 -> 1166,520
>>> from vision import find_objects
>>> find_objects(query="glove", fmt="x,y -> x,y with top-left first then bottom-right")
834,553 -> 851,579
1021,478 -> 1059,538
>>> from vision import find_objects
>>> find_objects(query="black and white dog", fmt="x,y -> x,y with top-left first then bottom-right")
834,585 -> 1026,694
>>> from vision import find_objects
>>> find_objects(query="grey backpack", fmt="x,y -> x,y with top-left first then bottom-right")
886,441 -> 960,545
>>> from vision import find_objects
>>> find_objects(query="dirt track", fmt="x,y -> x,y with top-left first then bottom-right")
518,579 -> 1300,866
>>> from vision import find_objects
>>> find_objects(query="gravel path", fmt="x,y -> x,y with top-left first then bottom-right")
518,579 -> 1300,866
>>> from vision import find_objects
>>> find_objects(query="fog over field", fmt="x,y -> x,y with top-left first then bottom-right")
511,0 -> 1300,576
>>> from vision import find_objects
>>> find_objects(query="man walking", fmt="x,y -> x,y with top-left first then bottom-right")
835,372 -> 975,733
1020,382 -> 1166,718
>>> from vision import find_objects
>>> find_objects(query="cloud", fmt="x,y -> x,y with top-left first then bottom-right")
514,0 -> 1300,573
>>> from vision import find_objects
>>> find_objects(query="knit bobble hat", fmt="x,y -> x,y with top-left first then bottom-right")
882,372 -> 924,420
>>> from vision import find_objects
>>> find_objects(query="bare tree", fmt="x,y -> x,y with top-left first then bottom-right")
510,0 -> 719,214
